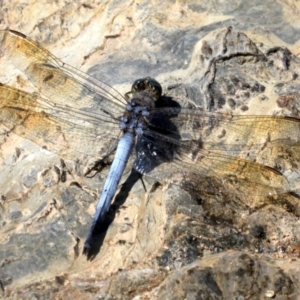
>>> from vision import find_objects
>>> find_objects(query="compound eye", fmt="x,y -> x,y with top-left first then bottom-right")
131,77 -> 162,100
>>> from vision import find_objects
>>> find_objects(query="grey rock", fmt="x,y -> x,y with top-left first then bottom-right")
1,1 -> 300,299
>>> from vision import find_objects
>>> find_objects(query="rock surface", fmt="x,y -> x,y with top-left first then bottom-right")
1,0 -> 300,299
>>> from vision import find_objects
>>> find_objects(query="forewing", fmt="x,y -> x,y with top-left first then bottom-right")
0,84 -> 120,165
0,30 -> 126,119
146,108 -> 300,157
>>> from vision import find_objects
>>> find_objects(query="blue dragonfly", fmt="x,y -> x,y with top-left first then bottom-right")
0,29 -> 299,256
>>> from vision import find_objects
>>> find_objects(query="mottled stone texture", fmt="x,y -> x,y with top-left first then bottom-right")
1,0 -> 300,299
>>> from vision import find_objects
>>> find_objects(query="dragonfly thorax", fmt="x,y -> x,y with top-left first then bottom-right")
119,96 -> 152,134
119,77 -> 162,135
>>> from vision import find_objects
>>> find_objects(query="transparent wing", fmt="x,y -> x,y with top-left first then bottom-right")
0,30 -> 126,119
0,84 -> 121,165
135,109 -> 300,199
134,129 -> 290,201
145,107 -> 300,156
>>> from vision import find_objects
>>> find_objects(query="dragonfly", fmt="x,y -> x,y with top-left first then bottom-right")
0,29 -> 300,256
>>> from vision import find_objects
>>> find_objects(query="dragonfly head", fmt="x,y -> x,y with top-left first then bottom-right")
131,77 -> 162,101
